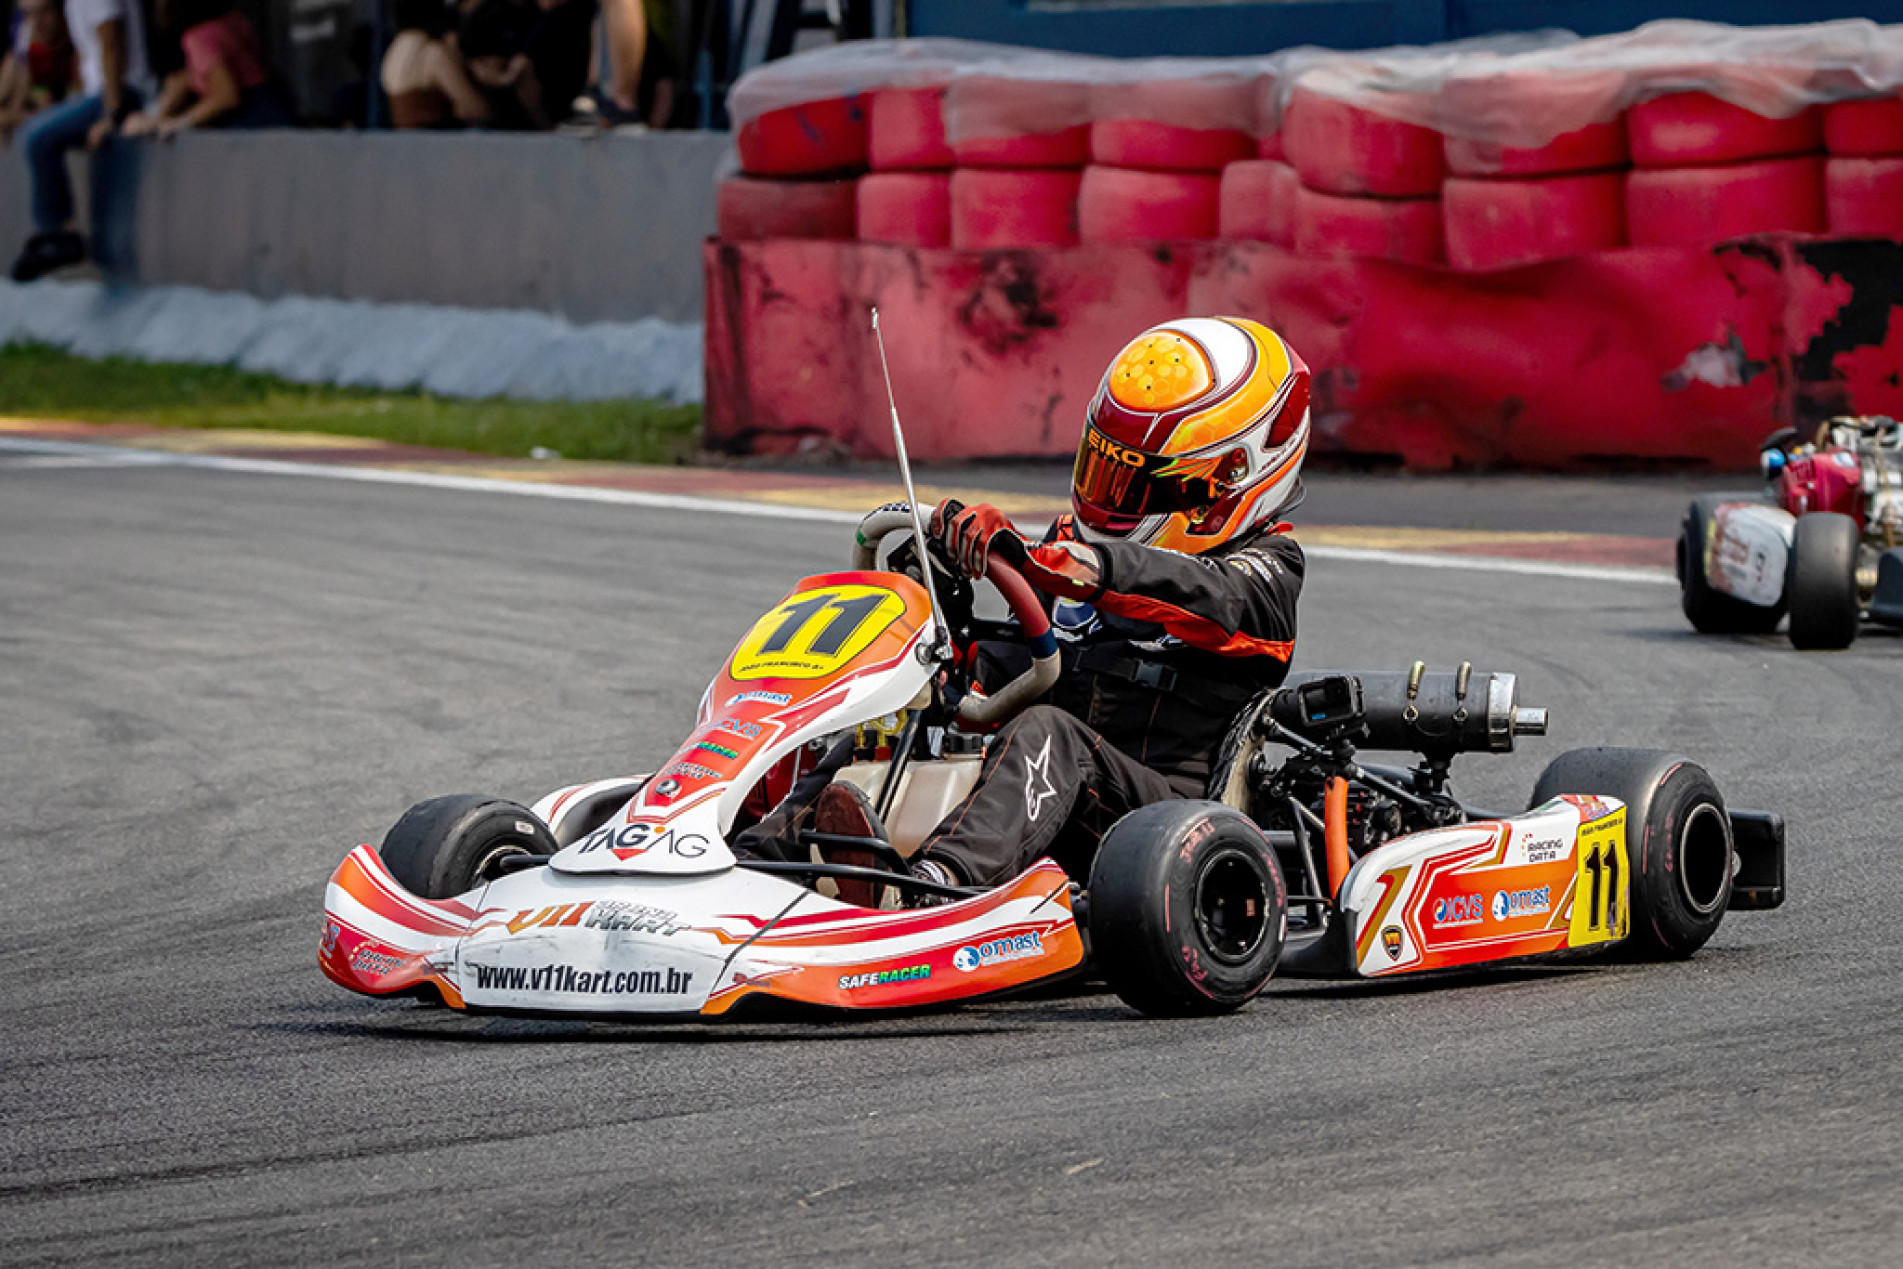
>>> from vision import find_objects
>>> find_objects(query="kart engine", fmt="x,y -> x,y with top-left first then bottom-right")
1274,665 -> 1548,759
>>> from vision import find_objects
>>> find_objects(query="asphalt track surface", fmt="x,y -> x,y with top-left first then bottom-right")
3,445 -> 1899,1267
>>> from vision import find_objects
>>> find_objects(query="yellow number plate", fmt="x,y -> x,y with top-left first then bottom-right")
1568,809 -> 1630,948
728,584 -> 908,681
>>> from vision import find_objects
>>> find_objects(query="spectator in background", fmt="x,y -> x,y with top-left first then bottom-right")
123,0 -> 289,137
381,0 -> 488,129
322,22 -> 373,128
1,0 -> 76,140
458,0 -> 548,129
8,0 -> 153,281
526,0 -> 592,125
571,0 -> 676,129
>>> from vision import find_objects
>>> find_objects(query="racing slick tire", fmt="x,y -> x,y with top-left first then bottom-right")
1529,749 -> 1733,960
1088,801 -> 1287,1017
1786,512 -> 1863,651
379,795 -> 559,900
1678,495 -> 1785,635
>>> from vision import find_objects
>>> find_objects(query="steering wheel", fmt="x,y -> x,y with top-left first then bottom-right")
852,509 -> 1061,729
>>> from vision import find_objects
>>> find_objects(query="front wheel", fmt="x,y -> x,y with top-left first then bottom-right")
1529,749 -> 1733,960
1678,495 -> 1784,635
1786,512 -> 1861,650
1088,802 -> 1287,1017
378,795 -> 558,900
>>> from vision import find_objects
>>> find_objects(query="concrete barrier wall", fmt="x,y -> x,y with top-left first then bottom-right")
1,129 -> 731,324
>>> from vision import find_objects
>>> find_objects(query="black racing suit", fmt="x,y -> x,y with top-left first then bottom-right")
916,520 -> 1304,887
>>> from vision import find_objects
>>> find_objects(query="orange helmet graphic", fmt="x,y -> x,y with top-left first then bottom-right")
1071,317 -> 1310,553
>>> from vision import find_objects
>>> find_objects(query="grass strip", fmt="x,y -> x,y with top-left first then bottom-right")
0,342 -> 702,465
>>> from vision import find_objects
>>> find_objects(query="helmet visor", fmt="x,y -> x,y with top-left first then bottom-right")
1072,426 -> 1226,533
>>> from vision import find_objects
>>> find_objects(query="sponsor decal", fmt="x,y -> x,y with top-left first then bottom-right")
1492,886 -> 1552,921
575,820 -> 710,860
350,946 -> 405,976
1227,548 -> 1286,582
1381,926 -> 1403,960
322,921 -> 341,958
728,690 -> 792,707
504,903 -> 594,934
952,931 -> 1044,972
1522,837 -> 1567,865
692,740 -> 740,762
1178,816 -> 1216,863
1087,428 -> 1146,468
659,762 -> 720,783
583,900 -> 688,937
838,964 -> 932,990
1023,735 -> 1058,823
1433,893 -> 1485,927
713,719 -> 763,740
468,962 -> 695,996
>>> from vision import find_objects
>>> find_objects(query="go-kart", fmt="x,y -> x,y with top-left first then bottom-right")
320,511 -> 1787,1020
1679,415 -> 1903,649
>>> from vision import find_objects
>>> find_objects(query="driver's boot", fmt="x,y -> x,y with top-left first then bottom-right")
812,783 -> 892,908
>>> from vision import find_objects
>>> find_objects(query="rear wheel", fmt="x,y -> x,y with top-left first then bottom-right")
1678,495 -> 1784,635
379,795 -> 558,900
1786,512 -> 1861,650
1529,748 -> 1733,959
1088,802 -> 1287,1016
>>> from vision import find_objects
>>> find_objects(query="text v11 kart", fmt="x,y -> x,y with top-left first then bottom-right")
320,508 -> 1787,1019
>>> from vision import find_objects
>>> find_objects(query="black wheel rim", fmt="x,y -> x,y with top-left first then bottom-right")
1193,847 -> 1271,966
1678,802 -> 1731,916
472,843 -> 537,883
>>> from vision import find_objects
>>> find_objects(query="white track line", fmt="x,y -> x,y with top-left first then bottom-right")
0,436 -> 1677,585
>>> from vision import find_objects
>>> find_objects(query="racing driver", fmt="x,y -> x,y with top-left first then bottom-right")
894,315 -> 1311,893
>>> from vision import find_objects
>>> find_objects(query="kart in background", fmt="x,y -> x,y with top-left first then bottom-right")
1679,416 -> 1903,649
321,511 -> 1786,1021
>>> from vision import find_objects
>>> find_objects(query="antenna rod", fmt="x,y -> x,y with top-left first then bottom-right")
870,307 -> 950,661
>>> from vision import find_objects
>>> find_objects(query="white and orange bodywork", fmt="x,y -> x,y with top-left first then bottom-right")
1338,794 -> 1631,978
321,568 -> 1086,1018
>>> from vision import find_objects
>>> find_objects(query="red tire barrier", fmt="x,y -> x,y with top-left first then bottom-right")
857,172 -> 952,248
1219,159 -> 1299,247
1256,131 -> 1284,160
737,97 -> 869,177
1078,166 -> 1221,243
1291,185 -> 1443,265
1090,118 -> 1254,173
1438,69 -> 1629,177
1282,86 -> 1444,198
1444,120 -> 1628,178
1626,157 -> 1825,246
953,128 -> 1091,168
1085,75 -> 1258,173
1826,158 -> 1903,237
869,86 -> 953,171
947,77 -> 1091,168
1443,173 -> 1626,272
1824,97 -> 1903,157
950,168 -> 1082,249
717,177 -> 858,242
1627,92 -> 1822,168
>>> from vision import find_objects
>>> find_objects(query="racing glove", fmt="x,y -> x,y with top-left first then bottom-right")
929,498 -> 1105,600
929,498 -> 1020,578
